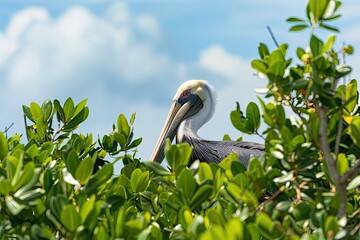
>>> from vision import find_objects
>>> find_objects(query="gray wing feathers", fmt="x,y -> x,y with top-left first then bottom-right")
185,137 -> 264,166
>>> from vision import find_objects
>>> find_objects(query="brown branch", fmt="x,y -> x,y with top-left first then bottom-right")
318,106 -> 347,218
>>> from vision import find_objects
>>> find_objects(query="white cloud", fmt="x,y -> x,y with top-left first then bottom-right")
0,3 -> 172,97
199,45 -> 243,79
0,2 -> 178,160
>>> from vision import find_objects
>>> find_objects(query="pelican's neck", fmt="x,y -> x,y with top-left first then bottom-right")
177,118 -> 201,142
177,83 -> 216,143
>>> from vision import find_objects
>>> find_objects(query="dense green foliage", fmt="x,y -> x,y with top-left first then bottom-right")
0,0 -> 359,239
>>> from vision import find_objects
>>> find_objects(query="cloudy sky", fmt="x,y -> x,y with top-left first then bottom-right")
1,0 -> 359,167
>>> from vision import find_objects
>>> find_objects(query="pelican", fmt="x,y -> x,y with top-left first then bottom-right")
150,80 -> 264,166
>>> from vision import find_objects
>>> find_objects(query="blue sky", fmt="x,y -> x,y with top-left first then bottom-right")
1,0 -> 359,168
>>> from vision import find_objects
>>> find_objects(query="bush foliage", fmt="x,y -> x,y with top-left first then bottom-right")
1,0 -> 359,239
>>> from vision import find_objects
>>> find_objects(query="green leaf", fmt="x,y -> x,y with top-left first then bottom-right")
143,161 -> 172,176
190,184 -> 213,209
296,48 -> 306,60
256,212 -> 274,239
41,100 -> 53,122
114,132 -> 127,149
246,102 -> 260,130
60,204 -> 81,232
177,168 -> 196,200
324,216 -> 339,237
226,218 -> 244,240
165,141 -> 192,170
73,99 -> 88,117
349,117 -> 360,148
321,35 -> 336,54
5,196 -> 25,215
85,164 -> 113,193
347,175 -> 360,190
54,99 -> 65,123
230,103 -> 253,134
130,168 -> 142,192
22,105 -> 35,123
308,0 -> 329,21
115,207 -> 125,237
117,114 -> 130,137
0,131 -> 8,160
63,98 -> 75,121
198,162 -> 213,182
290,79 -> 309,91
310,34 -> 324,56
6,156 -> 19,181
292,202 -> 311,220
80,195 -> 96,223
63,107 -> 89,132
30,102 -> 43,122
75,157 -> 95,184
136,171 -> 150,193
14,168 -> 41,200
64,149 -> 79,176
336,154 -> 349,175
268,49 -> 285,63
335,65 -> 352,78
13,162 -> 35,192
128,138 -> 142,149
319,22 -> 339,32
26,143 -> 38,159
267,61 -> 285,83
344,79 -> 358,115
251,59 -> 267,74
0,178 -> 12,195
231,160 -> 246,176
258,43 -> 269,59
289,24 -> 309,32
29,102 -> 46,138
219,152 -> 239,171
286,17 -> 306,22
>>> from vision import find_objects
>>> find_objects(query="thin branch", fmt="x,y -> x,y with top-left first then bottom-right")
318,106 -> 347,218
350,222 -> 360,236
342,159 -> 360,182
23,115 -> 30,141
334,90 -> 346,157
318,107 -> 339,182
4,123 -> 14,138
266,26 -> 279,48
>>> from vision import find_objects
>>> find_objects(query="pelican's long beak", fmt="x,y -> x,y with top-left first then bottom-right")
150,95 -> 203,163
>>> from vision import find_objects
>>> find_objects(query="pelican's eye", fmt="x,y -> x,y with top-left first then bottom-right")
180,89 -> 191,99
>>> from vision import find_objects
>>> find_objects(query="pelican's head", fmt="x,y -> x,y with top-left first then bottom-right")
150,80 -> 216,163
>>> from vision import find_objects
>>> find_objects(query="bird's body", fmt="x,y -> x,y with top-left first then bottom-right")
181,135 -> 265,166
150,80 -> 264,166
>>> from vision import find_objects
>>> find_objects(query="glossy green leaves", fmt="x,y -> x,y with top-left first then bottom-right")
23,98 -> 89,142
165,139 -> 192,171
231,102 -> 260,134
287,0 -> 341,32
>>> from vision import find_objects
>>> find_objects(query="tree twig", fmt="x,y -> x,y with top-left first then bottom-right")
4,123 -> 14,138
342,159 -> 360,182
23,115 -> 30,141
334,89 -> 346,157
318,106 -> 347,218
267,26 -> 279,48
